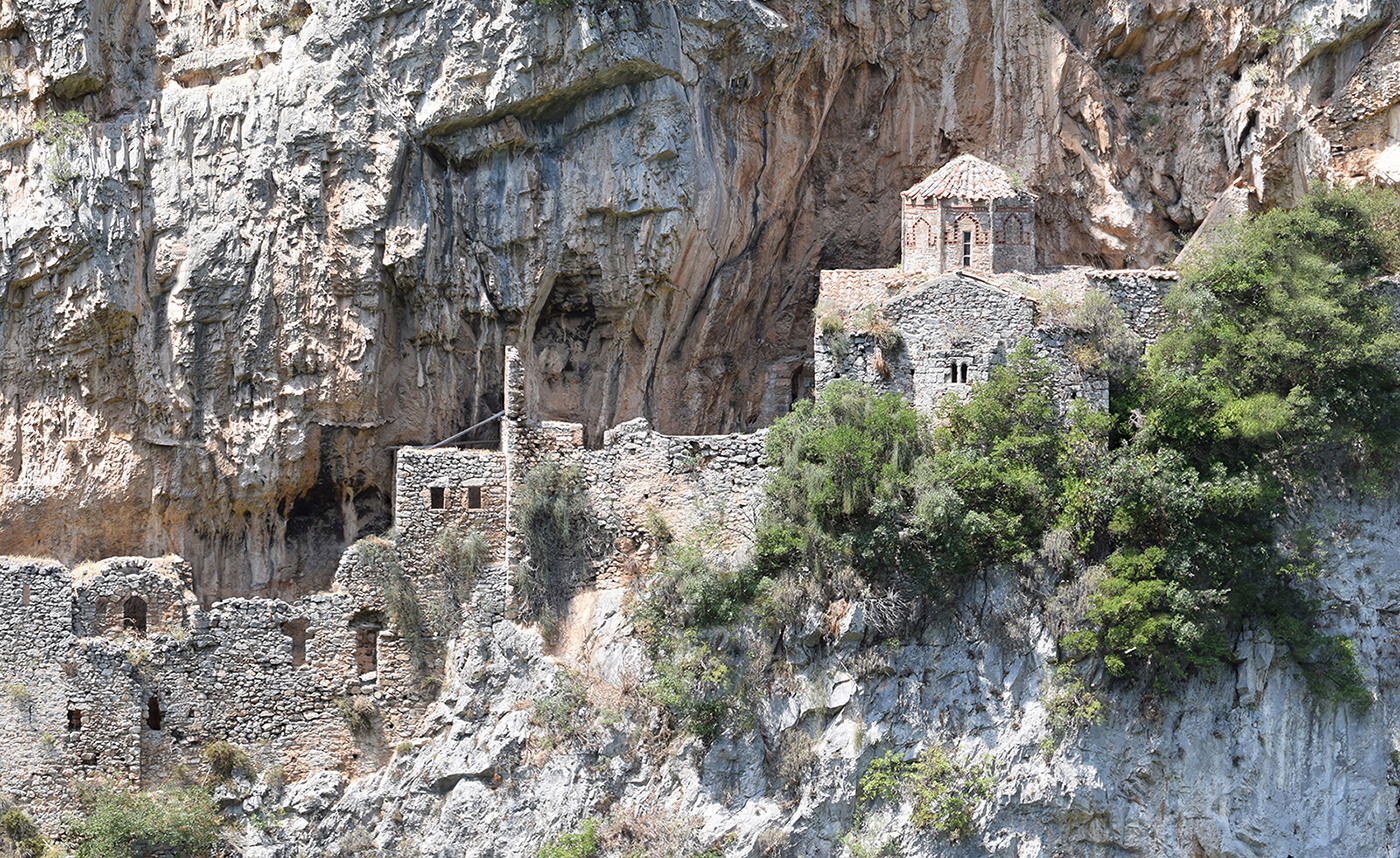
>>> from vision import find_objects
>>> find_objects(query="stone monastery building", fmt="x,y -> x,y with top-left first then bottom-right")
901,154 -> 1036,274
0,155 -> 1178,827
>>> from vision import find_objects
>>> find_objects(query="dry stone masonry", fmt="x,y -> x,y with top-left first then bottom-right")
815,266 -> 1175,413
0,553 -> 435,829
393,348 -> 768,611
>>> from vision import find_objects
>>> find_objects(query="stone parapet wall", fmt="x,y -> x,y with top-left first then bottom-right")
1087,268 -> 1178,344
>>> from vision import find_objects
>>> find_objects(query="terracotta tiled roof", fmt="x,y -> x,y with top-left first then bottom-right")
902,154 -> 1027,202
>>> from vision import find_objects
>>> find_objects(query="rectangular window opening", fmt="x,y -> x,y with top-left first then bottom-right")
467,486 -> 482,509
429,486 -> 446,509
962,230 -> 972,268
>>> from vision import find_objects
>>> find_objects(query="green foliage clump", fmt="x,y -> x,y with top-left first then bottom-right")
855,747 -> 994,840
757,347 -> 1065,598
512,458 -> 594,619
646,528 -> 758,628
1065,288 -> 1141,377
67,784 -> 220,858
432,525 -> 490,628
537,819 -> 599,858
202,740 -> 254,782
531,668 -> 590,751
757,379 -> 930,584
640,629 -> 732,740
32,110 -> 87,187
1146,183 -> 1400,462
1040,663 -> 1106,735
0,805 -> 45,858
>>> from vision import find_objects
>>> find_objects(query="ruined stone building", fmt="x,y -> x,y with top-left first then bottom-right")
815,265 -> 1177,414
393,347 -> 768,615
0,551 -> 440,827
901,154 -> 1037,274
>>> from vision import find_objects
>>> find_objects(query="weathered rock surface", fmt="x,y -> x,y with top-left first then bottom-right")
257,492 -> 1400,858
3,0 -> 1400,597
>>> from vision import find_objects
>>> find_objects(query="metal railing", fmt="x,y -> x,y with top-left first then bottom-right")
422,410 -> 506,450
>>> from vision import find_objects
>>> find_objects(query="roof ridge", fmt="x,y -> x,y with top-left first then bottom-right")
902,154 -> 1029,202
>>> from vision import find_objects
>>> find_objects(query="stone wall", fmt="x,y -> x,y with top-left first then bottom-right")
502,415 -> 768,594
1087,268 -> 1179,344
0,553 -> 434,830
815,272 -> 1107,414
394,447 -> 508,561
389,348 -> 770,615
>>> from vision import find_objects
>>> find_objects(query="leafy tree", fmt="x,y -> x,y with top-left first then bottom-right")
1144,184 -> 1400,463
67,784 -> 221,858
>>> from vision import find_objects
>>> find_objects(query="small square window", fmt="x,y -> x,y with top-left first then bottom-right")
467,486 -> 482,509
429,487 -> 446,509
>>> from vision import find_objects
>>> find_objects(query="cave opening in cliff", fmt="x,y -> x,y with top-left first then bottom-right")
282,469 -> 350,598
123,596 -> 147,633
283,618 -> 310,666
531,272 -> 604,446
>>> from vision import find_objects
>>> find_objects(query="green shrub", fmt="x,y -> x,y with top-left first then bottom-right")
757,345 -> 1063,597
1148,183 -> 1400,463
512,458 -> 593,618
1064,288 -> 1141,378
855,747 -> 994,840
355,532 -> 438,673
67,784 -> 220,858
538,819 -> 600,858
644,505 -> 673,547
0,806 -> 45,858
1040,663 -> 1106,734
202,740 -> 254,781
432,525 -> 489,625
32,110 -> 87,187
531,668 -> 589,750
648,534 -> 758,628
641,629 -> 731,740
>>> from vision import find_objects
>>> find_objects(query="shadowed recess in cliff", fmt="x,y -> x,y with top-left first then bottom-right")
529,272 -> 609,447
423,58 -> 678,138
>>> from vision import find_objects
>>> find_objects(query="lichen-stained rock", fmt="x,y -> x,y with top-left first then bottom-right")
2,0 -> 1400,599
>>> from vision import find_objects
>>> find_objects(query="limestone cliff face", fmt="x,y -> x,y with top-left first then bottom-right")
250,492 -> 1400,858
2,0 -> 1398,595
